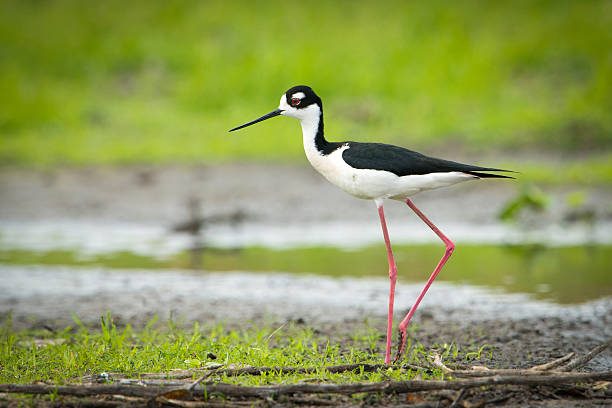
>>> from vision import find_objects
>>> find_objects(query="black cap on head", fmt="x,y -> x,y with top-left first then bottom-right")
284,85 -> 322,109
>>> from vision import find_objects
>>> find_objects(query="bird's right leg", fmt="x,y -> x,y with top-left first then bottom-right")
375,199 -> 397,365
394,198 -> 455,363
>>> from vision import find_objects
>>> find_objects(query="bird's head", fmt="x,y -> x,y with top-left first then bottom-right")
229,85 -> 322,132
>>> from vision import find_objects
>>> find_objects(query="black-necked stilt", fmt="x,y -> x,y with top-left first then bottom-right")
230,85 -> 514,364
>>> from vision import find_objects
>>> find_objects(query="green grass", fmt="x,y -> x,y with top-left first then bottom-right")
1,312 -> 474,387
1,0 -> 611,167
2,243 -> 611,304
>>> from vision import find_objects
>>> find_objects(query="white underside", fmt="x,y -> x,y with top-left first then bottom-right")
308,144 -> 477,201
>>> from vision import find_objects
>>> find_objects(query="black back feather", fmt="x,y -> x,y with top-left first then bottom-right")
341,142 -> 514,178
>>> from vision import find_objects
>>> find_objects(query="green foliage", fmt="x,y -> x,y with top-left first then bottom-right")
0,315 -> 475,386
565,191 -> 586,208
1,0 -> 611,166
498,183 -> 549,221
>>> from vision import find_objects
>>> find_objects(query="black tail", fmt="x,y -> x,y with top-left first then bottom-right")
467,170 -> 516,179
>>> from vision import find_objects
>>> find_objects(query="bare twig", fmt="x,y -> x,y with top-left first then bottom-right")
285,395 -> 341,406
85,362 -> 426,384
188,371 -> 216,391
449,388 -> 467,408
559,342 -> 610,372
186,362 -> 426,392
0,384 -> 160,398
438,368 -> 568,378
530,352 -> 575,371
189,362 -> 426,386
118,378 -> 188,387
265,322 -> 287,342
82,368 -> 218,381
157,397 -> 248,407
431,354 -> 453,373
427,342 -> 610,378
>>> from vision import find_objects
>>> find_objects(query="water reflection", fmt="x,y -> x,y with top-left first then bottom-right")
0,242 -> 610,304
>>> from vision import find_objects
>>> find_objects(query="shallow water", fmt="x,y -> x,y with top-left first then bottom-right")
1,264 -> 610,328
0,220 -> 610,304
1,219 -> 611,256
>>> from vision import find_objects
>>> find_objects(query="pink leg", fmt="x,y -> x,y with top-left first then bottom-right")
377,202 -> 397,365
394,198 -> 455,363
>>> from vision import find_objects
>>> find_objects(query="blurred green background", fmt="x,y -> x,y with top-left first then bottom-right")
1,0 -> 611,178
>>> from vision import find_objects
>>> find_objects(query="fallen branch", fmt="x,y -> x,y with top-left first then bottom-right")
82,368 -> 218,382
0,383 -> 159,398
84,362 -> 426,383
200,362 -> 426,378
5,342 -> 609,403
187,362 -> 426,390
212,362 -> 425,376
85,342 -> 609,385
427,342 -> 610,378
190,372 -> 612,397
2,371 -> 610,399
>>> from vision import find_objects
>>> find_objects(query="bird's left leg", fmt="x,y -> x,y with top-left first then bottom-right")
394,198 -> 455,363
375,199 -> 398,365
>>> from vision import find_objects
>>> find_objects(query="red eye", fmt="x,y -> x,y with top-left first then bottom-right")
291,97 -> 300,106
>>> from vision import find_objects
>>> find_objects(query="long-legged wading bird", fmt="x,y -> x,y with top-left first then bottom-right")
230,85 -> 514,364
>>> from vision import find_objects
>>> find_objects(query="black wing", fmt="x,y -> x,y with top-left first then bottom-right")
341,142 -> 514,178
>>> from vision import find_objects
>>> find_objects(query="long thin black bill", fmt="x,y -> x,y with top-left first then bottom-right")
229,109 -> 283,132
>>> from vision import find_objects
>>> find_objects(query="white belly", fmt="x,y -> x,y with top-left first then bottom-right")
305,145 -> 476,200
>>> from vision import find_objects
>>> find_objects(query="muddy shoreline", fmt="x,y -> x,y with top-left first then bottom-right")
1,164 -> 611,225
2,265 -> 610,406
3,265 -> 611,371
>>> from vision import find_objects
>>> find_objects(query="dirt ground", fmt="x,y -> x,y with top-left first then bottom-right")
1,165 -> 611,406
1,163 -> 611,226
2,307 -> 611,407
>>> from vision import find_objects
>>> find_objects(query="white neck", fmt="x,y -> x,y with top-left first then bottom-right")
301,115 -> 320,157
294,104 -> 323,161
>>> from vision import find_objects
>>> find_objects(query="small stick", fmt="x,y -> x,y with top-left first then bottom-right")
195,362 -> 426,379
439,368 -> 576,378
188,371 -> 216,391
427,343 -> 610,378
530,352 -> 575,371
449,388 -> 467,408
265,322 -> 287,342
431,354 -> 452,373
186,362 -> 426,390
82,368 -> 217,381
157,397 -> 246,407
559,342 -> 610,372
